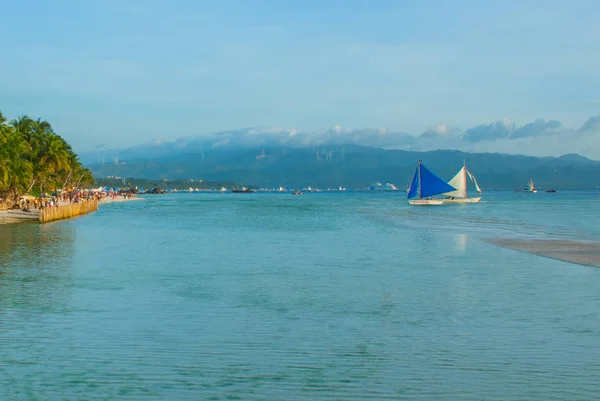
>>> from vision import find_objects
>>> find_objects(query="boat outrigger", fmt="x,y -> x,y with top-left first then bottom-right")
407,161 -> 457,205
442,160 -> 482,203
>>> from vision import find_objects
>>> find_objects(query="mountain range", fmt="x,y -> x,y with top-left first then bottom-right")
86,143 -> 600,190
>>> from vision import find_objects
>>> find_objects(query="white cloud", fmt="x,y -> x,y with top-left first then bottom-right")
421,123 -> 458,138
511,119 -> 566,139
420,116 -> 600,158
79,114 -> 600,163
578,115 -> 600,134
462,118 -> 515,142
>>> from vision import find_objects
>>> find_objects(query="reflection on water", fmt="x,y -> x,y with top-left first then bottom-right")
455,233 -> 468,252
0,222 -> 76,312
1,191 -> 600,400
0,222 -> 76,261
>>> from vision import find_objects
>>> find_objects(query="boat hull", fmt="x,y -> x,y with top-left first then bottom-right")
408,199 -> 445,205
443,197 -> 482,204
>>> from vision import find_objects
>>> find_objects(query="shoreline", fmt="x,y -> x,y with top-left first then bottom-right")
98,197 -> 143,205
486,238 -> 600,268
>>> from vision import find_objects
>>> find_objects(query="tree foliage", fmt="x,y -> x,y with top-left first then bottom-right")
0,111 -> 93,200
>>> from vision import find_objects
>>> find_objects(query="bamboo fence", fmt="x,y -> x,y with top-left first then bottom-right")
0,200 -> 11,211
39,200 -> 98,223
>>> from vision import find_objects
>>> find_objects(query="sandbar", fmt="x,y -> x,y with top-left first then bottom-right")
487,238 -> 600,267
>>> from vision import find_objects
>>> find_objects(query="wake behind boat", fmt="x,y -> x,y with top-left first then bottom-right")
407,161 -> 456,205
442,160 -> 482,204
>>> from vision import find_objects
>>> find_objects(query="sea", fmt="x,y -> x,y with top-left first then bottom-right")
1,191 -> 600,400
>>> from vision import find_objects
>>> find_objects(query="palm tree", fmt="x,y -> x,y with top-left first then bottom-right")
1,110 -> 90,201
0,124 -> 33,200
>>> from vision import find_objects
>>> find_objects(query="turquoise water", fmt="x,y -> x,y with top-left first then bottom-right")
1,191 -> 600,400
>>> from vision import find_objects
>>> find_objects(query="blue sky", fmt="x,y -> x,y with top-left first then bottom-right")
1,0 -> 599,152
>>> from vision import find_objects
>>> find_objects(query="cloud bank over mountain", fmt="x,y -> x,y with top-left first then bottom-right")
81,115 -> 600,163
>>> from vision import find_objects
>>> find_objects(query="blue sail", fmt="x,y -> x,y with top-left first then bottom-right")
407,167 -> 419,199
420,164 -> 456,198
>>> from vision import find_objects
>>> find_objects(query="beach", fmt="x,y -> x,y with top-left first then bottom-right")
98,196 -> 143,204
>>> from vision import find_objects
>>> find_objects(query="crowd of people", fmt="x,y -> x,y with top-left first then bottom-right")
16,189 -> 137,212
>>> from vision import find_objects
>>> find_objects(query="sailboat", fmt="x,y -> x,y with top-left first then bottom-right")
442,161 -> 482,203
407,161 -> 457,205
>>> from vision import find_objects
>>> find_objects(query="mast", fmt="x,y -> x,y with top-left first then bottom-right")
463,159 -> 467,198
418,160 -> 422,199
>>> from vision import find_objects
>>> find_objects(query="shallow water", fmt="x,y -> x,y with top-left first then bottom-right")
1,191 -> 600,400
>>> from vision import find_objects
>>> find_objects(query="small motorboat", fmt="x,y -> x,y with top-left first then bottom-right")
516,179 -> 538,193
291,191 -> 303,195
546,189 -> 557,193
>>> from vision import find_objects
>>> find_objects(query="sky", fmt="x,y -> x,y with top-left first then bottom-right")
1,0 -> 599,154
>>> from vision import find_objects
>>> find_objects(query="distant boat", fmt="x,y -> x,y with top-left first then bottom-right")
407,161 -> 456,205
231,187 -> 254,193
144,188 -> 165,194
368,182 -> 397,191
442,160 -> 482,204
292,190 -> 303,195
546,189 -> 557,193
527,179 -> 538,193
516,179 -> 538,193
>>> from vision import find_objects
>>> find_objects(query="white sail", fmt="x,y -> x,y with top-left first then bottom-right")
443,167 -> 467,198
466,170 -> 482,194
